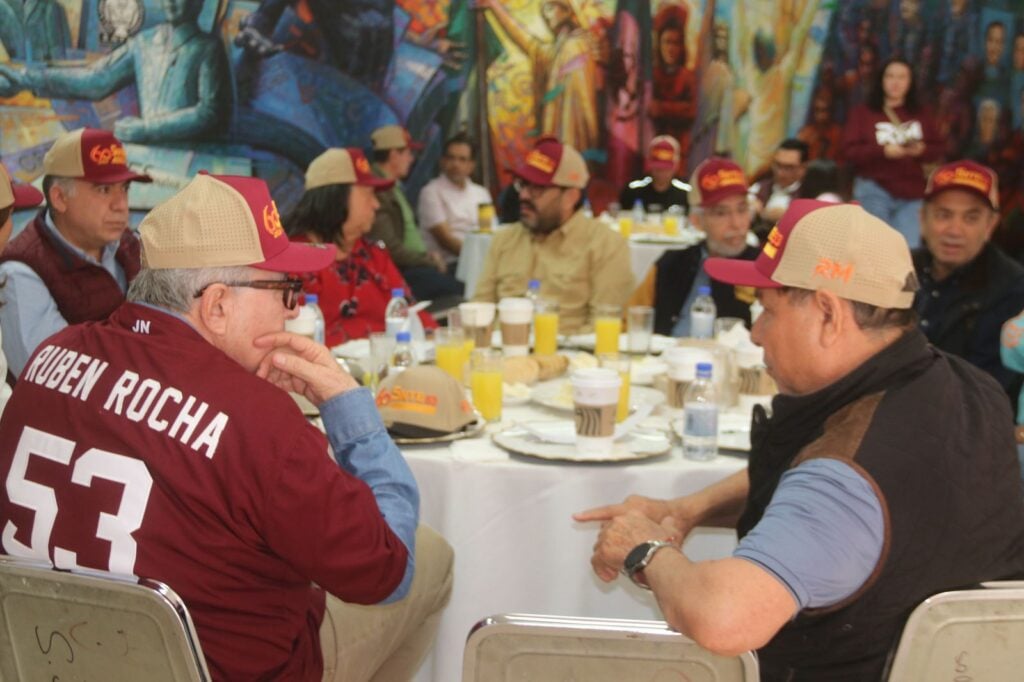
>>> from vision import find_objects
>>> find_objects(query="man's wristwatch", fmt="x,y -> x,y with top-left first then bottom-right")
622,540 -> 676,589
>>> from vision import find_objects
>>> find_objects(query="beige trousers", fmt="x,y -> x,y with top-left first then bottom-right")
320,525 -> 454,682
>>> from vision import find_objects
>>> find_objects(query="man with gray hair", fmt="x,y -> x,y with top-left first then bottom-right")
578,199 -> 1024,680
0,172 -> 452,681
0,127 -> 151,377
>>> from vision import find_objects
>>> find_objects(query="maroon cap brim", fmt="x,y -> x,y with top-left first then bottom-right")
11,183 -> 43,209
357,175 -> 395,190
510,163 -> 555,188
647,159 -> 677,171
254,242 -> 337,273
85,169 -> 153,184
704,257 -> 780,288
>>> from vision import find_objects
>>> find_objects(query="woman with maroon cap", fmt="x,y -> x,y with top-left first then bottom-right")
284,148 -> 437,345
0,166 -> 44,413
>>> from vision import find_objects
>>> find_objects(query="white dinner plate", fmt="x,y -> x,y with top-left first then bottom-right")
331,339 -> 435,363
493,425 -> 672,463
562,334 -> 677,355
531,382 -> 666,413
671,410 -> 752,452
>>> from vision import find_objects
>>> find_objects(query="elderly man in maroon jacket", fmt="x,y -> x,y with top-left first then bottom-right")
0,127 -> 151,377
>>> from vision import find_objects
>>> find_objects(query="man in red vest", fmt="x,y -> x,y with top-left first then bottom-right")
0,127 -> 151,378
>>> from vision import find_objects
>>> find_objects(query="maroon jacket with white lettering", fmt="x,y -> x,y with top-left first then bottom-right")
0,303 -> 409,680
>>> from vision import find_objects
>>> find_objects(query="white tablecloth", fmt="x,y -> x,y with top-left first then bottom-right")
405,402 -> 745,682
455,228 -> 702,299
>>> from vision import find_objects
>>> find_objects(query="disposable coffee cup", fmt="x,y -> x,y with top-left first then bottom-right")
571,368 -> 622,455
459,302 -> 496,348
499,297 -> 533,357
663,347 -> 714,408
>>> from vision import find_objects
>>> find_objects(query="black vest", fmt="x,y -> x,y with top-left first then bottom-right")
652,243 -> 758,336
739,330 -> 1024,681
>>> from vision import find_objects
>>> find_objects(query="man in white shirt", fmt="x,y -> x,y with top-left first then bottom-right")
416,132 -> 493,270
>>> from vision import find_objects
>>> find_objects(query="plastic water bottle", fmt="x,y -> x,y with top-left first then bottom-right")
582,197 -> 593,218
304,294 -> 325,346
391,331 -> 416,373
525,279 -> 541,305
690,285 -> 716,339
631,198 -> 644,226
384,288 -> 409,338
683,362 -> 718,461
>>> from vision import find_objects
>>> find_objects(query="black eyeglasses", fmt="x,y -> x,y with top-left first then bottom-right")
194,279 -> 305,310
513,179 -> 563,196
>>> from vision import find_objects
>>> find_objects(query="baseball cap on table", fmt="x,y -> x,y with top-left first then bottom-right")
0,165 -> 43,210
370,125 -> 424,151
704,199 -> 919,309
924,159 -> 999,210
511,136 -> 589,189
647,135 -> 681,171
375,366 -> 478,438
139,173 -> 335,272
43,128 -> 152,184
688,157 -> 747,207
305,148 -> 394,191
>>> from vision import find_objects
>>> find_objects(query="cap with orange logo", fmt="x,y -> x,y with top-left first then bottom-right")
511,136 -> 589,189
704,199 -> 918,309
371,125 -> 424,151
0,165 -> 43,211
139,173 -> 336,273
43,128 -> 152,184
924,159 -> 999,210
376,366 -> 478,437
305,148 -> 394,191
688,157 -> 747,207
647,135 -> 681,171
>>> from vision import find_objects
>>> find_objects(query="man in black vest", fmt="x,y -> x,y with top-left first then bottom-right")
628,157 -> 757,336
0,127 -> 150,377
578,199 -> 1024,681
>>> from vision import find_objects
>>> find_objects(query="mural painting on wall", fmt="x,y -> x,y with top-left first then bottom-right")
0,0 -> 1022,223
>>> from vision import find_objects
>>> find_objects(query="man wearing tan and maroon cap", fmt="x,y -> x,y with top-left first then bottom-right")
0,127 -> 152,377
368,124 -> 463,305
578,199 -> 1024,681
472,136 -> 633,333
629,157 -> 758,336
618,135 -> 691,214
912,159 -> 1024,401
0,172 -> 452,682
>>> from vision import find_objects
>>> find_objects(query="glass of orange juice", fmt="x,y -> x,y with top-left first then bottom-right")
598,353 -> 632,422
435,328 -> 466,383
470,349 -> 503,422
533,299 -> 559,355
594,304 -> 622,355
618,215 -> 633,238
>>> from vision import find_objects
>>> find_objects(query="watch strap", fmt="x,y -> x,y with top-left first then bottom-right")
623,540 -> 676,589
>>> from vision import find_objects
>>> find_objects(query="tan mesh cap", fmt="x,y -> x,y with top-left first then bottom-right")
375,366 -> 477,437
511,136 -> 589,189
370,125 -> 424,151
305,148 -> 394,190
43,127 -> 151,184
139,173 -> 335,272
705,199 -> 919,309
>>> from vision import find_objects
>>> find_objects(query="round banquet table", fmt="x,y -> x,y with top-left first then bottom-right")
405,400 -> 746,682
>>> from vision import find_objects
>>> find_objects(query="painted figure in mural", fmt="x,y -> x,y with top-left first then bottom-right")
233,0 -> 395,91
650,4 -> 696,175
936,0 -> 978,87
730,0 -> 819,177
0,0 -> 71,61
0,0 -> 232,145
474,0 -> 600,154
797,89 -> 843,162
978,19 -> 1010,107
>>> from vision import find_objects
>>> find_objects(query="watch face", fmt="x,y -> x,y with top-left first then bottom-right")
624,541 -> 654,573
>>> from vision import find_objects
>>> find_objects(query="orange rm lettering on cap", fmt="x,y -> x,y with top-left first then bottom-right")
263,201 -> 284,239
526,150 -> 556,174
813,257 -> 855,283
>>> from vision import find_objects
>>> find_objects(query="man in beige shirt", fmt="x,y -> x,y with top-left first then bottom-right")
473,136 -> 633,333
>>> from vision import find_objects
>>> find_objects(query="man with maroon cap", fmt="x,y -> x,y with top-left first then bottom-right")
369,124 -> 463,305
617,135 -> 691,215
0,172 -> 452,681
629,157 -> 757,336
0,127 -> 152,378
473,136 -> 633,333
578,199 -> 1024,681
913,159 -> 1024,402
0,165 -> 44,414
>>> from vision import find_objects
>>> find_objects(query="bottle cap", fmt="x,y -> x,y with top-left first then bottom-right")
698,285 -> 711,295
391,288 -> 405,298
305,294 -> 318,304
528,279 -> 540,290
396,331 -> 412,342
696,362 -> 713,378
